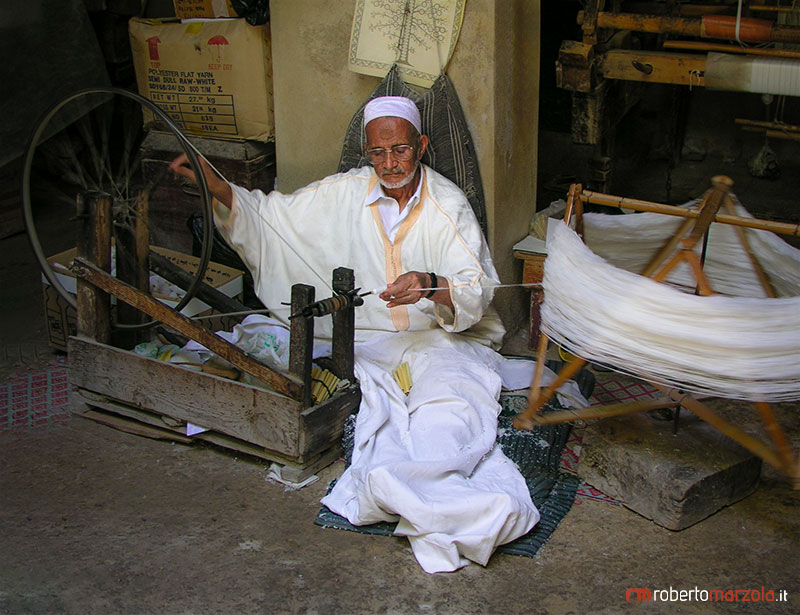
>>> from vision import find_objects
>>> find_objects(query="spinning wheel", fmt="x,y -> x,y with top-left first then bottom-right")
22,87 -> 214,330
23,90 -> 363,474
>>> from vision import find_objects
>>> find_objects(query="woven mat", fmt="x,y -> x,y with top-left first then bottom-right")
314,363 -> 595,559
0,358 -> 70,433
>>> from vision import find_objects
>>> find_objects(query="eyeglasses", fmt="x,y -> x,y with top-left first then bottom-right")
365,144 -> 415,164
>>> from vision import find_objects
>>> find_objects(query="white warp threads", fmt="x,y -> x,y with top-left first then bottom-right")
541,221 -> 800,402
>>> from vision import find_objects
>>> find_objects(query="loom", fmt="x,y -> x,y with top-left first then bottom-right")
513,176 -> 800,487
558,2 -> 800,191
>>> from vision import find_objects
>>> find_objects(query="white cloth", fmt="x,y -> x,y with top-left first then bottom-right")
213,165 -> 537,572
366,171 -> 423,243
363,96 -> 421,132
214,165 -> 506,346
321,330 -> 539,573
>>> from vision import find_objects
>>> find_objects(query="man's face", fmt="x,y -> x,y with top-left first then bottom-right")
364,117 -> 428,190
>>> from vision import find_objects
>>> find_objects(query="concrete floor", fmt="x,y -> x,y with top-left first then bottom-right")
2,134 -> 800,614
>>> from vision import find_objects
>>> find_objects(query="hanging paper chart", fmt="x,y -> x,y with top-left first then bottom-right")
348,0 -> 466,88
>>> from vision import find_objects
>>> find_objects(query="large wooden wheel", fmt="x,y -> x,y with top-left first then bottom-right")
22,87 -> 214,330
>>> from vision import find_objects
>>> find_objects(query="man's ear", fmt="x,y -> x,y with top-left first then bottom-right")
418,134 -> 429,159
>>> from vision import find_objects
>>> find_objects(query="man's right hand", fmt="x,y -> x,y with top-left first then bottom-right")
169,153 -> 233,209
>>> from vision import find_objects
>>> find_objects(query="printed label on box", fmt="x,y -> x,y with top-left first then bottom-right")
173,0 -> 237,20
130,18 -> 274,141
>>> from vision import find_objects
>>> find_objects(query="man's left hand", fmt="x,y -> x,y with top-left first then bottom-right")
380,271 -> 451,309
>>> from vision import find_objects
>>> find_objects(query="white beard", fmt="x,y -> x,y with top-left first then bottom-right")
378,160 -> 420,190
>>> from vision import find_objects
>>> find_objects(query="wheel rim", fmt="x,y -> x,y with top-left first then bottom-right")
22,86 -> 214,330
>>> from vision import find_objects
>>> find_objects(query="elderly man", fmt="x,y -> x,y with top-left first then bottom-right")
170,96 -> 539,573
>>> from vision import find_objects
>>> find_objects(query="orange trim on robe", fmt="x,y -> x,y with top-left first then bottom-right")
367,168 -> 428,331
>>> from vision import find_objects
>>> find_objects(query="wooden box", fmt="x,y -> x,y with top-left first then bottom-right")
69,336 -> 360,481
42,245 -> 243,352
140,131 -> 276,255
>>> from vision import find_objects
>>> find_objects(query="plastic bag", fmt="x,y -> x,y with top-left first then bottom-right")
231,0 -> 270,25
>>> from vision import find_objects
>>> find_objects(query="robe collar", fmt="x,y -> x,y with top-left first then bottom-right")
365,165 -> 425,210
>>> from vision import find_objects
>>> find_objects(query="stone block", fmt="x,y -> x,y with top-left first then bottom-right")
577,412 -> 762,530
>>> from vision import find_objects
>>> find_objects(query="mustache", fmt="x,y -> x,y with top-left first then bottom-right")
380,166 -> 404,175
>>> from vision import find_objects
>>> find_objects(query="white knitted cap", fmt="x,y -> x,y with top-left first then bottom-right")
363,96 -> 421,133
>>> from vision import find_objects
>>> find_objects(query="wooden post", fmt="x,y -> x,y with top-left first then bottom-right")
331,267 -> 356,383
290,284 -> 315,408
75,191 -> 112,344
115,190 -> 150,346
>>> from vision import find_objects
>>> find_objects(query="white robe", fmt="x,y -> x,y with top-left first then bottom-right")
213,165 -> 539,573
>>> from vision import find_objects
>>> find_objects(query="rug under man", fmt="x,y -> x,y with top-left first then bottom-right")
315,363 -> 595,559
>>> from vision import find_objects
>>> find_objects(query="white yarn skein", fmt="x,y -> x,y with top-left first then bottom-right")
581,195 -> 800,298
541,221 -> 800,402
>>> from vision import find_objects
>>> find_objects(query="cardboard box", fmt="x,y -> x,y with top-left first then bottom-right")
42,246 -> 244,352
129,17 -> 273,141
140,130 -> 275,255
173,0 -> 237,20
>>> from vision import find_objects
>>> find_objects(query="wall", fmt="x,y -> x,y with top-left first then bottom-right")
270,0 -> 540,333
270,1 -> 376,190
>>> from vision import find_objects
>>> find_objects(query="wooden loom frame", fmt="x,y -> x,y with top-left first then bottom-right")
513,176 -> 800,487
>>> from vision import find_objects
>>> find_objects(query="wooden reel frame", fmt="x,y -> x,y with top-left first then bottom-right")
513,176 -> 800,487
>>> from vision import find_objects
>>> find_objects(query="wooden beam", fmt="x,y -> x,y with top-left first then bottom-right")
740,127 -> 800,143
579,11 -> 800,44
665,40 -> 800,60
735,118 -> 800,133
579,10 -> 703,37
580,190 -> 800,237
77,408 -> 193,443
70,257 -> 304,401
720,194 -> 778,298
599,49 -> 707,86
149,250 -> 252,322
528,396 -> 679,425
76,192 -> 112,344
